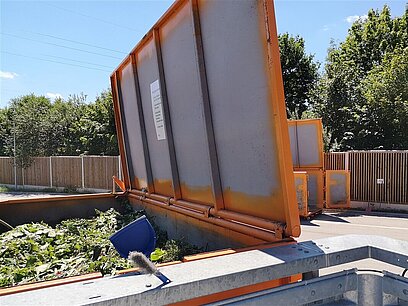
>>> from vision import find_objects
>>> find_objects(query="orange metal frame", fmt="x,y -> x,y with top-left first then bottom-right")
294,171 -> 308,217
288,118 -> 324,169
110,0 -> 300,240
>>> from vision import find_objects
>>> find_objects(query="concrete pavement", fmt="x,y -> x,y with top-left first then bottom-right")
298,210 -> 408,275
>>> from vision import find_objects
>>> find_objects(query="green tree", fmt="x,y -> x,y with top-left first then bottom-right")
279,33 -> 319,119
79,90 -> 118,155
4,94 -> 52,168
313,5 -> 408,150
0,90 -> 118,164
361,47 -> 408,149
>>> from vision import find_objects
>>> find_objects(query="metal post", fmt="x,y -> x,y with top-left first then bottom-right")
131,53 -> 154,193
49,156 -> 53,187
81,155 -> 85,189
357,273 -> 383,306
153,29 -> 182,199
115,72 -> 133,189
190,0 -> 225,211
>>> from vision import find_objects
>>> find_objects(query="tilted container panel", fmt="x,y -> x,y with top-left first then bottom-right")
288,119 -> 324,169
111,0 -> 300,238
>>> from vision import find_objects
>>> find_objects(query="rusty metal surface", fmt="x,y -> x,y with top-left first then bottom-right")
159,2 -> 214,204
326,170 -> 351,208
119,62 -> 148,189
136,39 -> 174,196
111,0 -> 299,235
294,172 -> 308,217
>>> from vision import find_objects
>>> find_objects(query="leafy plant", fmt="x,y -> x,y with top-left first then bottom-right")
0,208 -> 201,288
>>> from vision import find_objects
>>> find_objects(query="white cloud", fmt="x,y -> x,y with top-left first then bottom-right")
346,15 -> 368,23
322,25 -> 330,32
46,92 -> 63,100
0,71 -> 18,79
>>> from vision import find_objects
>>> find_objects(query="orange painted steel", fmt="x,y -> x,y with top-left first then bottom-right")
0,272 -> 102,297
0,193 -> 114,205
210,208 -> 285,237
262,0 -> 300,237
128,192 -> 281,242
131,189 -> 211,214
110,74 -> 130,189
112,175 -> 126,192
294,171 -> 309,217
111,0 -> 301,239
131,189 -> 286,237
169,275 -> 301,306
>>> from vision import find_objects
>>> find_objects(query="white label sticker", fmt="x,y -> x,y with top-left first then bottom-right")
150,80 -> 166,140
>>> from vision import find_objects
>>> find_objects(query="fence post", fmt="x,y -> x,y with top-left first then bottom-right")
13,157 -> 17,189
49,156 -> 53,187
81,155 -> 85,189
345,152 -> 349,171
22,167 -> 25,188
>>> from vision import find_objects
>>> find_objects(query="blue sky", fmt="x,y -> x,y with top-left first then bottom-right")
0,0 -> 406,108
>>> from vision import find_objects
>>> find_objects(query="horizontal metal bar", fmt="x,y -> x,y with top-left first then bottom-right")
1,235 -> 408,306
382,271 -> 408,301
209,269 -> 358,306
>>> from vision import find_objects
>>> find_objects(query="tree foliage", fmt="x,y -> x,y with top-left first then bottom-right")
313,5 -> 408,150
0,90 -> 118,167
279,33 -> 319,119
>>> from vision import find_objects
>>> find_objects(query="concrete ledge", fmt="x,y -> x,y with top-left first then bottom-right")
351,201 -> 408,213
1,235 -> 407,305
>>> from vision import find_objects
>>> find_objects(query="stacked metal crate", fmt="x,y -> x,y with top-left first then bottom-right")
288,119 -> 350,218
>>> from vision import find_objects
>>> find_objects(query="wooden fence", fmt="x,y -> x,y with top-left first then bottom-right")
325,151 -> 408,204
0,156 -> 121,191
1,152 -> 407,203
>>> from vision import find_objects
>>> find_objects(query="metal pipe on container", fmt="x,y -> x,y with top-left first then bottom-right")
127,193 -> 278,242
209,208 -> 285,234
130,190 -> 212,214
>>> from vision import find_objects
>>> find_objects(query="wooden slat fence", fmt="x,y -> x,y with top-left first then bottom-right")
0,156 -> 120,191
325,151 -> 408,204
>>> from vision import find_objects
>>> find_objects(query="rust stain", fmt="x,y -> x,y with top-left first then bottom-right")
180,183 -> 215,205
128,197 -> 266,246
223,188 -> 286,223
294,172 -> 308,217
153,179 -> 174,197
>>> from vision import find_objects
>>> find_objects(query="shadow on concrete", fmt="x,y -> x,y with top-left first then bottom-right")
325,209 -> 408,220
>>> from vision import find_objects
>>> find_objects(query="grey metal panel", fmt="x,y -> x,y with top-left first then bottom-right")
329,172 -> 347,205
199,0 -> 283,219
307,173 -> 319,210
288,124 -> 299,168
159,2 -> 214,204
119,62 -> 148,189
297,123 -> 320,167
137,39 -> 173,196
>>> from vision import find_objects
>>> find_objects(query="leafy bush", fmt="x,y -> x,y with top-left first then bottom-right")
0,208 -> 201,287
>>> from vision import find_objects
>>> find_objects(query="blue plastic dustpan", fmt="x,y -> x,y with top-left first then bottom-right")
109,215 -> 156,258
